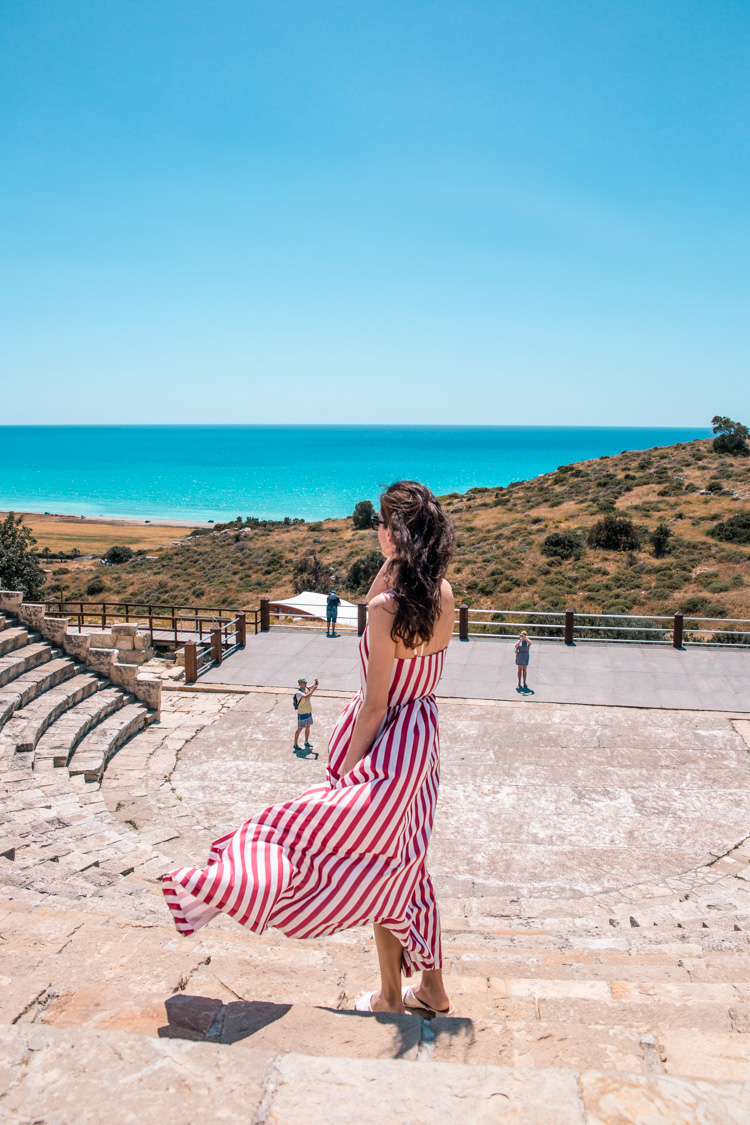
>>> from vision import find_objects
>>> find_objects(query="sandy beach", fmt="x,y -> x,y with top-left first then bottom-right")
2,511 -> 208,554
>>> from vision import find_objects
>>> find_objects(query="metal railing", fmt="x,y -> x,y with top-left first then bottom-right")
452,606 -> 750,647
254,598 -> 750,649
45,599 -> 258,663
184,613 -> 247,682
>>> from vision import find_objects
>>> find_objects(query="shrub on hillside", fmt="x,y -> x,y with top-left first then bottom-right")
351,500 -> 375,530
708,513 -> 750,544
650,523 -> 673,558
103,545 -> 134,565
540,531 -> 582,560
0,512 -> 46,600
587,515 -> 640,552
711,415 -> 749,456
347,550 -> 383,596
86,577 -> 106,596
293,553 -> 330,594
710,628 -> 750,645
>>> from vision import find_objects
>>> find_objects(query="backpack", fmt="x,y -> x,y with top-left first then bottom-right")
292,691 -> 300,711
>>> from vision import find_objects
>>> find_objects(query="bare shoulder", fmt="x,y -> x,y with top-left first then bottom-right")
368,591 -> 396,615
440,579 -> 455,610
364,589 -> 395,625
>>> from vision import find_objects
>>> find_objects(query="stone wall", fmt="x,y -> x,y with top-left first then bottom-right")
0,590 -> 161,715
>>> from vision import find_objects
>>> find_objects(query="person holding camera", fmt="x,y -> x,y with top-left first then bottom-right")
293,677 -> 319,750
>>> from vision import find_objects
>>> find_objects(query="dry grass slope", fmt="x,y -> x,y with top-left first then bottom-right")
43,438 -> 750,623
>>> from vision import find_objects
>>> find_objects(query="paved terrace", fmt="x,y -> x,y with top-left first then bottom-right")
201,630 -> 750,712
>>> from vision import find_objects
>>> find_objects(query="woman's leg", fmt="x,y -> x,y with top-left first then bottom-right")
523,664 -> 528,686
517,664 -> 522,686
412,967 -> 451,1011
369,923 -> 407,1012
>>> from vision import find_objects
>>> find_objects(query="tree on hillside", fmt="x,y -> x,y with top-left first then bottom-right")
103,545 -> 134,564
347,550 -> 383,595
650,523 -> 673,558
0,512 -> 46,600
587,514 -> 640,552
293,553 -> 330,594
352,500 -> 375,530
711,416 -> 749,455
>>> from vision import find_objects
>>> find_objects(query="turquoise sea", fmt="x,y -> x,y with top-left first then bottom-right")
0,426 -> 710,523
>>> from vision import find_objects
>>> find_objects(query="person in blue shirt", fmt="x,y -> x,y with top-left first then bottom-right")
326,589 -> 341,637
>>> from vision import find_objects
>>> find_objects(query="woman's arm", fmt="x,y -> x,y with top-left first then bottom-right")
339,597 -> 395,774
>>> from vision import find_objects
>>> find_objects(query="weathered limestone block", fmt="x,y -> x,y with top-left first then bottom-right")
86,647 -> 116,675
115,635 -> 134,651
87,632 -> 116,649
17,603 -> 45,629
39,616 -> 69,646
0,589 -> 23,613
116,649 -> 153,666
112,623 -> 138,637
134,672 -> 161,715
62,633 -> 90,660
174,647 -> 186,666
133,632 -> 149,651
109,660 -> 137,691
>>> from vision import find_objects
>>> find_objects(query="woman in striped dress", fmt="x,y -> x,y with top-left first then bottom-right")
161,480 -> 455,1016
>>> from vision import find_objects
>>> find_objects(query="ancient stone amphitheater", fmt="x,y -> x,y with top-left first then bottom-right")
1,589 -> 749,1122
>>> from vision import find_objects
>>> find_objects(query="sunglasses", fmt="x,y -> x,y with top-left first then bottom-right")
370,514 -> 387,530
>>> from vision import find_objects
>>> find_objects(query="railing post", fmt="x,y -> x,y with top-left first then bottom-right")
238,611 -> 246,647
101,602 -> 106,629
185,641 -> 198,683
459,604 -> 469,642
357,601 -> 367,636
211,627 -> 223,666
254,608 -> 260,634
673,612 -> 684,649
564,608 -> 575,646
260,597 -> 270,632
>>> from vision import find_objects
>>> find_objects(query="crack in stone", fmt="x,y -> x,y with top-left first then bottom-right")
252,1053 -> 282,1125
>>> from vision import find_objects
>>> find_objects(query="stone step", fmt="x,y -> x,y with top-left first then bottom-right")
68,703 -> 154,782
35,689 -> 129,769
0,613 -> 11,631
3,674 -> 101,755
5,1023 -> 749,1124
0,626 -> 29,658
0,641 -> 52,689
0,658 -> 77,728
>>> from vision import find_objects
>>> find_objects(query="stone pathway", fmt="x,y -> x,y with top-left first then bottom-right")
107,691 -> 750,901
202,630 -> 750,712
3,681 -> 750,1115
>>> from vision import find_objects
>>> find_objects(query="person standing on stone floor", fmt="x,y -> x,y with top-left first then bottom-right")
162,480 -> 456,1019
515,630 -> 531,690
293,677 -> 318,750
326,589 -> 341,636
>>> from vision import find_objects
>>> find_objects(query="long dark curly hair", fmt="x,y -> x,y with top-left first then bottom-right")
380,480 -> 454,650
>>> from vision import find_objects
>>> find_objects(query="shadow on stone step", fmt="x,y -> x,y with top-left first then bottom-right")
158,994 -> 445,1060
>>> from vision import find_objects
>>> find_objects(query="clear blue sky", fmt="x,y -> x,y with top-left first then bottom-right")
1,1 -> 748,425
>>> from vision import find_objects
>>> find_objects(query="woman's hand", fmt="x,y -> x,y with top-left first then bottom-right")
339,596 -> 395,775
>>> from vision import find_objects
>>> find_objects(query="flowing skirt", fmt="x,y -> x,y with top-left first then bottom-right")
161,689 -> 442,975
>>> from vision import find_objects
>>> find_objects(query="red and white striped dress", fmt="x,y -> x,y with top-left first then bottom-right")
161,625 -> 446,975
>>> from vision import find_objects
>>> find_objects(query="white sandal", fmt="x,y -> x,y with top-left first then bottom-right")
402,985 -> 455,1016
354,990 -> 415,1014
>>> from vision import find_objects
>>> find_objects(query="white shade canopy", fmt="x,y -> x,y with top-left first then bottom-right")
269,591 -> 359,627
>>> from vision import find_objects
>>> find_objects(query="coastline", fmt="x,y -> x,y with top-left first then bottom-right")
1,510 -> 210,529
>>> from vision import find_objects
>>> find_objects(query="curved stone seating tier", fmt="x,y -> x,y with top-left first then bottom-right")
1,595 -> 749,1117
